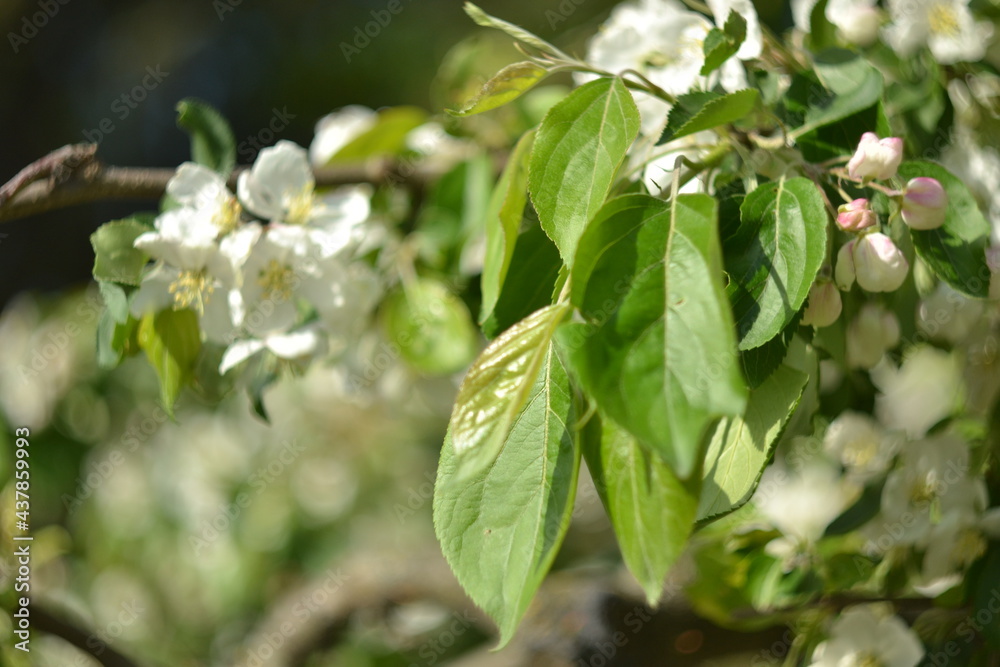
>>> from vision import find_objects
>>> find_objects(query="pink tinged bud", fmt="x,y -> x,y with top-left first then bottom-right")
901,177 -> 947,230
837,198 -> 876,231
847,132 -> 904,181
801,281 -> 843,327
835,240 -> 857,290
852,233 -> 909,292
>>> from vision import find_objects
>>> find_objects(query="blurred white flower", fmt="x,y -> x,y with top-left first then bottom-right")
309,105 -> 377,167
406,122 -> 474,173
871,345 -> 962,438
824,411 -> 901,482
846,302 -> 900,369
920,507 -> 1000,591
163,162 -> 243,237
883,0 -> 992,64
809,604 -> 923,667
641,131 -> 715,196
917,282 -> 984,345
941,127 -> 1000,245
801,281 -> 843,328
706,0 -> 762,59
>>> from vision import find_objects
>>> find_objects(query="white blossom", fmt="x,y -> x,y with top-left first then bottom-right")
846,303 -> 900,369
871,345 -> 962,438
309,105 -> 377,167
883,0 -> 993,64
809,604 -> 923,667
824,412 -> 901,482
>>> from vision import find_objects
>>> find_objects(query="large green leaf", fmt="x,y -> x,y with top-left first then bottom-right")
137,308 -> 201,415
380,278 -> 479,375
434,344 -> 579,647
176,98 -> 236,178
788,49 -> 883,140
583,414 -> 699,605
726,178 -> 827,350
562,194 -> 747,479
450,62 -> 549,117
658,89 -> 759,145
697,365 -> 808,523
481,222 -> 562,339
528,77 -> 640,265
90,217 -> 152,286
448,303 -> 570,478
898,161 -> 992,298
480,129 -> 535,324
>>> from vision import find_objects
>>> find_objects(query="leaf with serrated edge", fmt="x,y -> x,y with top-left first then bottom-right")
463,2 -> 572,60
727,177 -> 827,350
434,343 -> 579,647
451,62 -> 549,117
529,77 -> 640,265
898,160 -> 992,298
697,365 -> 807,522
791,50 -> 882,139
659,89 -> 758,145
480,129 -> 535,324
583,413 -> 698,605
563,193 -> 747,479
449,303 -> 570,478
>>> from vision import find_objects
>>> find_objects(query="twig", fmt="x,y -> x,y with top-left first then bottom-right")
33,605 -> 143,667
0,144 -> 442,224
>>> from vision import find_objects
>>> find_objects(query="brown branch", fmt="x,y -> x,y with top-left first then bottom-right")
33,604 -> 143,667
0,143 -> 438,224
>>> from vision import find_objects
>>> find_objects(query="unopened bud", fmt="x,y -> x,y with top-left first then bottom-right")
847,132 -> 903,181
901,177 -> 947,230
837,198 -> 876,232
839,233 -> 909,293
801,281 -> 843,327
847,302 -> 900,369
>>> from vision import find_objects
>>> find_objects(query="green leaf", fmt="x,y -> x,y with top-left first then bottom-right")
972,546 -> 1000,649
528,77 -> 640,265
562,194 -> 747,478
327,106 -> 428,163
898,160 -> 992,298
789,49 -> 883,140
96,310 -> 136,370
380,278 -> 479,375
824,482 -> 883,537
434,345 -> 579,647
480,129 -> 535,323
98,281 -> 130,324
450,62 -> 550,117
700,10 -> 747,76
90,218 -> 152,286
658,89 -> 758,145
137,308 -> 202,415
448,303 -> 570,478
463,2 -> 572,61
726,177 -> 827,350
583,414 -> 699,605
739,311 -> 801,388
697,365 -> 807,523
805,0 -> 837,52
175,98 -> 236,178
481,222 -> 562,339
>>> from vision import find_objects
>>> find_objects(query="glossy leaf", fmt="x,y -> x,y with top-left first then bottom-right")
789,49 -> 883,139
562,194 -> 747,478
701,10 -> 747,76
697,365 -> 808,523
659,89 -> 758,145
480,129 -> 535,324
176,98 -> 236,178
726,177 -> 827,350
381,278 -> 479,375
898,160 -> 992,298
434,344 -> 579,647
583,414 -> 699,605
450,62 -> 549,117
137,308 -> 202,416
91,218 -> 152,286
529,77 -> 640,265
448,303 -> 570,478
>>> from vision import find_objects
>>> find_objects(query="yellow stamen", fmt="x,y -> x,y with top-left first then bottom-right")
212,196 -> 243,235
953,528 -> 987,566
928,3 -> 961,37
258,259 -> 296,301
285,184 -> 315,225
169,269 -> 214,314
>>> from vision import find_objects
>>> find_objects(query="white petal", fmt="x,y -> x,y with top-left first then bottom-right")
167,162 -> 230,210
264,327 -> 324,359
219,339 -> 266,374
310,106 -> 377,166
238,141 -> 313,220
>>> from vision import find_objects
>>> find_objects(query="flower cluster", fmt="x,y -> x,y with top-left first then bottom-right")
132,140 -> 380,374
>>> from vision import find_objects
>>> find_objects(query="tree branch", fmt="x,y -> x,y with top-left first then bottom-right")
0,143 -> 437,224
33,604 -> 143,667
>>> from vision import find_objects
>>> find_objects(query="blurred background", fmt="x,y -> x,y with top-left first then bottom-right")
0,1 -> 796,665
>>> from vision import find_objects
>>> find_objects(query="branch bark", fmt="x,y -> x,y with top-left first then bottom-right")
33,604 -> 143,667
0,143 -> 437,224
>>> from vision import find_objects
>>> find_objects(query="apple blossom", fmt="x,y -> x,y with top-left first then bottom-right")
846,303 -> 900,369
871,345 -> 963,438
801,281 -> 842,327
836,198 -> 876,232
883,0 -> 993,65
836,233 -> 909,293
901,177 -> 947,229
824,412 -> 901,482
847,132 -> 904,181
808,604 -> 923,667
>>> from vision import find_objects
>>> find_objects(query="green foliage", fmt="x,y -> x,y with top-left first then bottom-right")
659,89 -> 759,145
725,178 -> 827,350
434,346 -> 579,647
700,10 -> 747,76
90,217 -> 153,286
137,308 -> 202,415
563,194 -> 746,478
327,106 -> 428,162
449,62 -> 549,117
528,77 -> 641,265
899,160 -> 993,298
786,50 -> 884,140
175,98 -> 236,178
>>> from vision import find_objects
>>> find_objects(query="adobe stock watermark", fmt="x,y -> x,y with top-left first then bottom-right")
75,600 -> 145,666
8,0 -> 72,54
82,65 -> 170,146
189,439 -> 306,554
407,610 -> 477,667
340,0 -> 415,64
237,107 -> 297,161
17,289 -> 103,383
546,0 -> 588,30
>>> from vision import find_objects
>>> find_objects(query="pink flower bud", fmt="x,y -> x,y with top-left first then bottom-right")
801,281 -> 843,327
836,233 -> 909,293
837,198 -> 876,231
901,177 -> 947,230
847,132 -> 904,181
